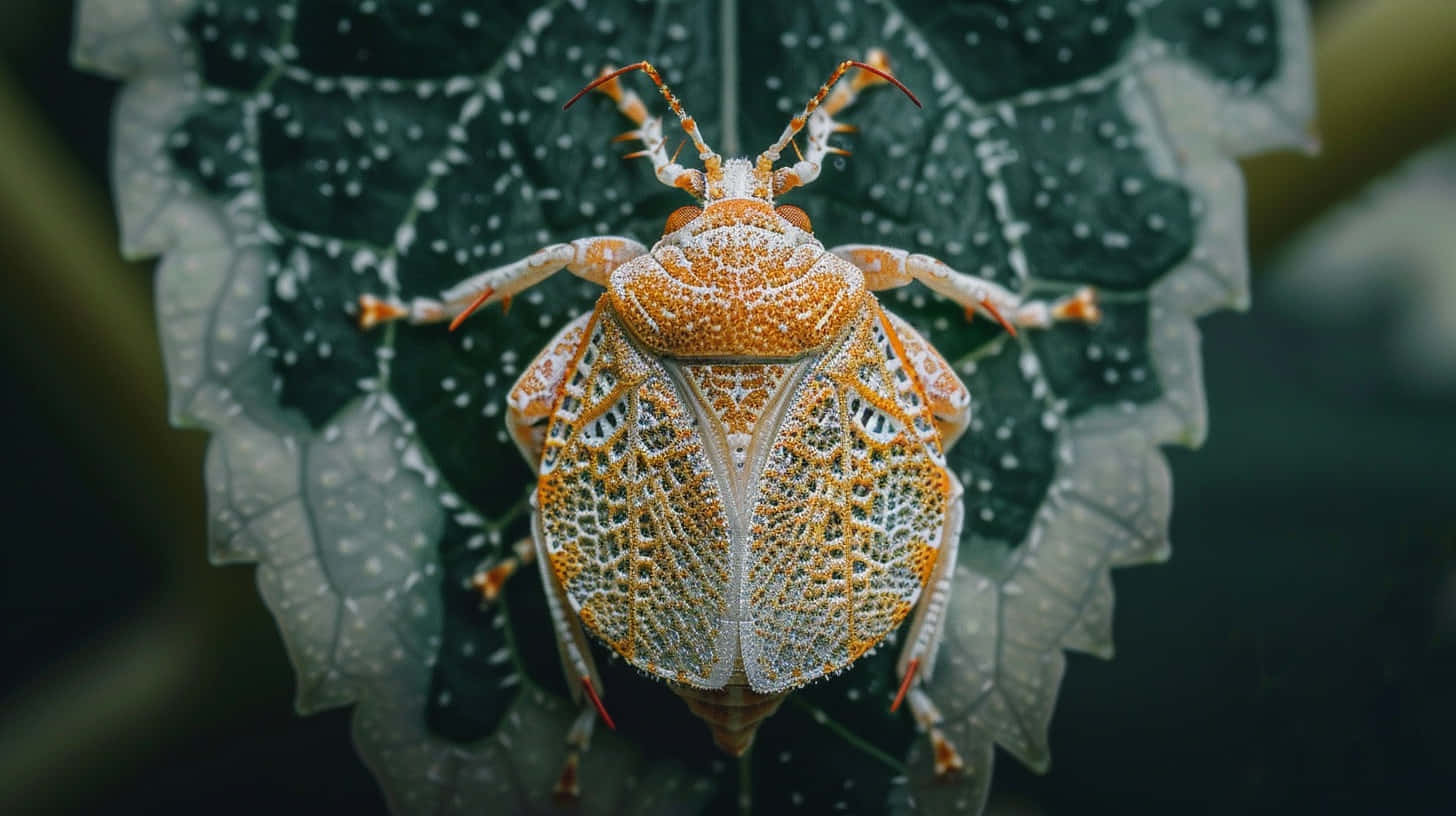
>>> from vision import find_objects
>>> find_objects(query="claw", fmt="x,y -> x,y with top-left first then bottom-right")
357,293 -> 407,330
1052,286 -> 1101,324
930,726 -> 965,779
470,558 -> 518,604
552,751 -> 581,801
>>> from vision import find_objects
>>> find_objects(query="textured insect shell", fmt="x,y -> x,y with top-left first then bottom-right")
531,192 -> 952,696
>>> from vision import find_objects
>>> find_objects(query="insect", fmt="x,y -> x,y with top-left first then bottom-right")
358,52 -> 1099,797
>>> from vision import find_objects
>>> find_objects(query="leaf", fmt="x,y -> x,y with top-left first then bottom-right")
74,0 -> 1314,813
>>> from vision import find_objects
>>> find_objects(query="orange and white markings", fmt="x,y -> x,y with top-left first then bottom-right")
744,308 -> 950,688
537,312 -> 735,687
881,310 -> 972,447
355,52 -> 1099,778
681,364 -> 792,469
568,63 -> 716,198
930,727 -> 966,778
469,537 -> 536,604
759,55 -> 919,197
609,210 -> 868,358
355,237 -> 646,331
904,685 -> 967,779
832,243 -> 1102,333
1052,285 -> 1102,323
822,48 -> 894,118
506,312 -> 593,464
532,303 -> 956,694
355,293 -> 407,330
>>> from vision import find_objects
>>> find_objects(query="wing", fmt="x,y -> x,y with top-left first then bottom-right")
742,305 -> 951,692
537,304 -> 735,688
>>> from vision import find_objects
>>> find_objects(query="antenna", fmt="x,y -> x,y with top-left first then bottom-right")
758,59 -> 920,166
565,62 -> 720,162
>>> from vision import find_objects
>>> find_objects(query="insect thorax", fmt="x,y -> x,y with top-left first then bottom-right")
607,192 -> 867,359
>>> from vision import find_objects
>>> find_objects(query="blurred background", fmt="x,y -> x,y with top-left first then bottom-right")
0,0 -> 1452,813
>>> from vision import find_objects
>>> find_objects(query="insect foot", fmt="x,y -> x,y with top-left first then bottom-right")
1051,285 -> 1101,324
468,537 -> 534,605
551,703 -> 599,802
905,688 -> 967,782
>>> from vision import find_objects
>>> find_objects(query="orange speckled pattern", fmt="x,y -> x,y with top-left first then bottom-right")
537,307 -> 733,687
881,310 -> 972,446
609,200 -> 865,359
743,305 -> 950,690
535,298 -> 953,694
682,364 -> 789,439
506,312 -> 593,463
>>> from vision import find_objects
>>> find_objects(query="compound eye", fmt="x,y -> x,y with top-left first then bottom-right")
776,205 -> 812,233
663,205 -> 703,234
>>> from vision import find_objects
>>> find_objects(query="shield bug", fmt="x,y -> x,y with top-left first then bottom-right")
358,52 -> 1099,794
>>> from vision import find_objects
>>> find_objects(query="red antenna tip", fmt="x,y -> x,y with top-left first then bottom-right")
847,59 -> 922,108
563,61 -> 649,110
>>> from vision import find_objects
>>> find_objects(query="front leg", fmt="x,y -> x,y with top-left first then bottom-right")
832,244 -> 1100,334
356,235 -> 645,329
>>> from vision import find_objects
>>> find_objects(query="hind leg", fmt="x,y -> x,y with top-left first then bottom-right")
460,310 -> 609,798
890,467 -> 966,780
530,506 -> 613,800
468,311 -> 596,665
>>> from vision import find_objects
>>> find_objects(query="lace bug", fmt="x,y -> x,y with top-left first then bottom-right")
358,52 -> 1098,795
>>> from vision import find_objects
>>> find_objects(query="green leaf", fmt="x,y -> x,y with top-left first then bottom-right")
75,0 -> 1314,813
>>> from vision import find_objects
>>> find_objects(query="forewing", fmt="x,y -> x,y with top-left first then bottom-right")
744,308 -> 948,691
537,309 -> 733,687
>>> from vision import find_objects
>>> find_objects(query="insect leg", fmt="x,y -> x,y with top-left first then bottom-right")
880,309 -> 972,449
831,244 -> 1101,334
552,700 -> 600,800
892,472 -> 963,703
355,236 -> 645,329
894,471 -> 966,780
506,311 -> 594,465
469,536 -> 535,605
530,504 -> 610,715
906,687 -> 966,780
530,503 -> 613,799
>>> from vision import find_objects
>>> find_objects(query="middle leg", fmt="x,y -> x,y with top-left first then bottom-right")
834,244 -> 1100,334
